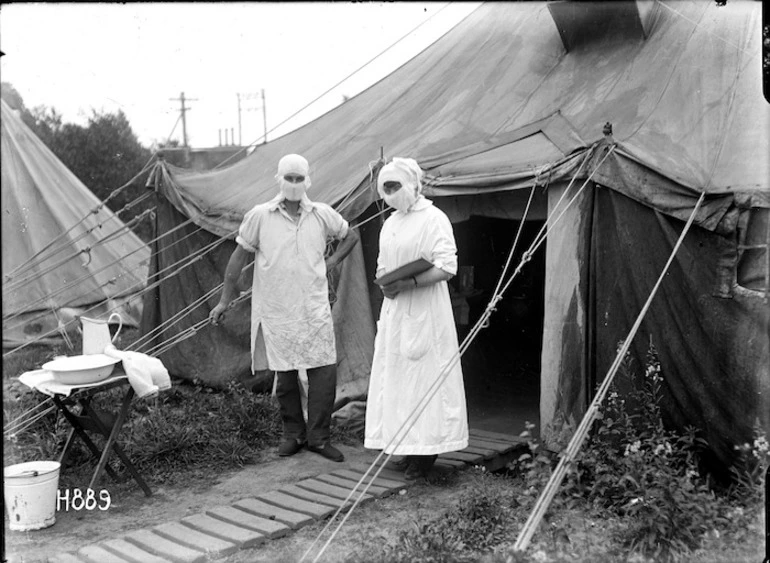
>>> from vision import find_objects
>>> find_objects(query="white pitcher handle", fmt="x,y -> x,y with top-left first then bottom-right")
108,312 -> 123,343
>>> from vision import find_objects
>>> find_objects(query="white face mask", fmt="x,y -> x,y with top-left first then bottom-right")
280,180 -> 307,201
383,186 -> 417,213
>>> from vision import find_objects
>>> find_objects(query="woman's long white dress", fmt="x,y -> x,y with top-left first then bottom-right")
364,198 -> 469,455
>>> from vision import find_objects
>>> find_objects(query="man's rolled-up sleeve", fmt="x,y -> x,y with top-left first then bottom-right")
236,208 -> 261,253
316,204 -> 349,240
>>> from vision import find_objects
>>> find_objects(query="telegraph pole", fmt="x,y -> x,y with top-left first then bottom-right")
169,91 -> 197,147
237,93 -> 243,146
261,88 -> 267,144
237,91 -> 267,145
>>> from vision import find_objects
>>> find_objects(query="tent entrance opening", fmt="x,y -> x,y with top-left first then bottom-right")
452,216 -> 543,436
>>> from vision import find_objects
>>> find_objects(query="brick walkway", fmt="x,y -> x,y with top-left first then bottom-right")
47,429 -> 525,563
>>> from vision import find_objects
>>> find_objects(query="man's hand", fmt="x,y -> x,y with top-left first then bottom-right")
381,278 -> 414,299
209,302 -> 229,326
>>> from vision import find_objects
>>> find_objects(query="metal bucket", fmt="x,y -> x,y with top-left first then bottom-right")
4,461 -> 60,531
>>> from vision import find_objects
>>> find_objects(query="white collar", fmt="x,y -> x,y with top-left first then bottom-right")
392,195 -> 433,215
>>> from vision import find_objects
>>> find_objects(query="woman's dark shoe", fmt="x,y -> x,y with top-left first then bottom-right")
278,439 -> 305,457
404,461 -> 422,481
391,455 -> 412,471
404,454 -> 438,480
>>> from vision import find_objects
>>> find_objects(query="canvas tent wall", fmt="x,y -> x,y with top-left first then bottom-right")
2,99 -> 150,348
146,1 -> 768,471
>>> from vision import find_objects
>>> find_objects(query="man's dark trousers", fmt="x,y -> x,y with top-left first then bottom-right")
275,364 -> 336,447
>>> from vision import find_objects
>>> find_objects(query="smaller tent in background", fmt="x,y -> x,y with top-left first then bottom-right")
1,99 -> 151,349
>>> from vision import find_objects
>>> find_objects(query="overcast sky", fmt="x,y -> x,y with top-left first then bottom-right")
0,2 -> 481,148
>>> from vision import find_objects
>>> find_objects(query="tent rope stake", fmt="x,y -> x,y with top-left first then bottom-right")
512,190 -> 707,553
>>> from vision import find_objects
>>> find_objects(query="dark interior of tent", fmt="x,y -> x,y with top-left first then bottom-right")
453,216 -> 544,437
358,206 -> 545,437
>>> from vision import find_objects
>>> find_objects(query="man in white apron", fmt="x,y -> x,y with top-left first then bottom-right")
210,154 -> 359,462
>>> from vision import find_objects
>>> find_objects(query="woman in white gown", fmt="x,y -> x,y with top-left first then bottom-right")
364,157 -> 469,480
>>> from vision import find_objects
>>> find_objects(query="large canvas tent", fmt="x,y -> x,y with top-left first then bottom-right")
2,99 -> 150,348
145,1 -> 768,472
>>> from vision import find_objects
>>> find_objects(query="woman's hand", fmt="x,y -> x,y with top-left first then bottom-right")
381,278 -> 415,299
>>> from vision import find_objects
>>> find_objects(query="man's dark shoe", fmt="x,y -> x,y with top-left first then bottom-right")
278,439 -> 305,457
308,443 -> 344,462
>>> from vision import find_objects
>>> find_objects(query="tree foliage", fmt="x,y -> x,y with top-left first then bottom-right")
1,82 -> 155,242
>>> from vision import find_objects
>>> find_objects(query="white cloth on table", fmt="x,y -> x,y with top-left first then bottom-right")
364,197 -> 469,456
103,345 -> 171,399
235,192 -> 349,372
18,369 -> 127,397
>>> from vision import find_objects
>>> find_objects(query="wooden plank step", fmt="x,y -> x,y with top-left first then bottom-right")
256,490 -> 335,519
206,505 -> 290,539
314,473 -> 391,498
469,428 -> 514,440
470,428 -> 527,444
459,445 -> 498,460
330,469 -> 407,492
77,544 -> 133,563
469,437 -> 523,453
48,554 -> 91,563
233,497 -> 314,530
100,538 -> 173,563
180,513 -> 265,548
278,484 -> 350,509
439,451 -> 484,464
435,457 -> 466,469
295,478 -> 375,504
123,529 -> 205,563
153,521 -> 239,558
468,437 -> 524,451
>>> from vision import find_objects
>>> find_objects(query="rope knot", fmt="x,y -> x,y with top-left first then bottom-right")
481,296 -> 502,328
80,247 -> 92,266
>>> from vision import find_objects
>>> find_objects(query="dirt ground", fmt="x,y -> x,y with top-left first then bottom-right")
3,442 -> 461,563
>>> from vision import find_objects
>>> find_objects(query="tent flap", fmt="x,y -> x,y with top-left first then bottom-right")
587,188 -> 769,474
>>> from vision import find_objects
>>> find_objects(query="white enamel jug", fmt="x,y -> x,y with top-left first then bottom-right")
80,312 -> 123,355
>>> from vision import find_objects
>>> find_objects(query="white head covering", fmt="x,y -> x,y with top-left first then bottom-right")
275,153 -> 312,201
276,154 -> 311,186
376,157 -> 423,200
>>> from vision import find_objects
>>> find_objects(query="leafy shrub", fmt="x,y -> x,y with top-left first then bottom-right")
505,339 -> 767,562
558,341 -> 755,561
728,419 -> 769,505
